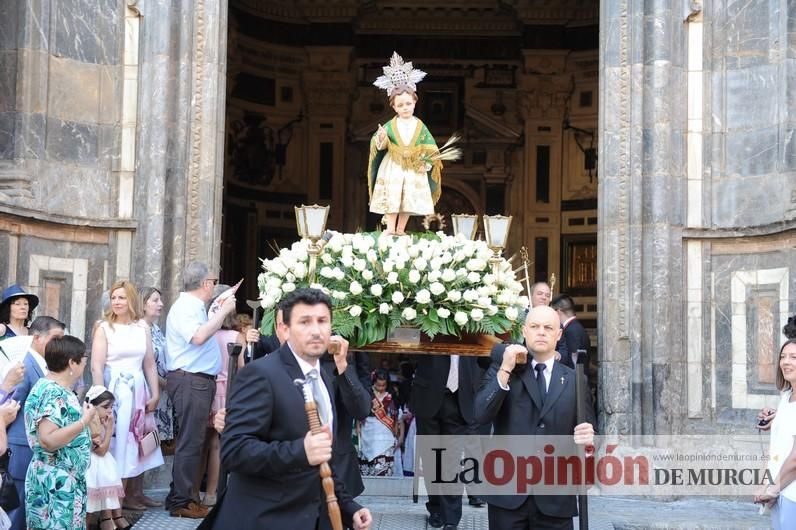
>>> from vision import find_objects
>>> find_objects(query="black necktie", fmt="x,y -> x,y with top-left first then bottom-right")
535,363 -> 547,405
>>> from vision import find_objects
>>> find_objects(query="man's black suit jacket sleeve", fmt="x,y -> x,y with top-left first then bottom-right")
475,344 -> 512,427
251,334 -> 281,361
328,356 -> 371,421
221,359 -> 363,525
220,362 -> 310,476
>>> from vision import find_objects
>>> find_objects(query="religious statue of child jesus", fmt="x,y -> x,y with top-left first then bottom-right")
367,52 -> 459,236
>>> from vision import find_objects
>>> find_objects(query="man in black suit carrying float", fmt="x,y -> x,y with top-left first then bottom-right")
203,288 -> 372,530
475,305 -> 596,530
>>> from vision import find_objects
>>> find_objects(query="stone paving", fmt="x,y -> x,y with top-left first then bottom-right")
133,488 -> 770,529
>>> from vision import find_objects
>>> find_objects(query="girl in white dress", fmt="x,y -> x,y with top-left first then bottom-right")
91,280 -> 162,510
85,385 -> 129,530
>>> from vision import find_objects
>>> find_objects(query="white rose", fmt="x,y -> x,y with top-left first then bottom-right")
441,269 -> 456,282
394,260 -> 406,271
260,296 -> 276,309
447,290 -> 462,302
427,270 -> 441,283
430,282 -> 445,296
362,269 -> 374,281
379,303 -> 391,314
430,258 -> 444,271
470,308 -> 484,321
341,255 -> 354,268
333,268 -> 346,281
407,245 -> 419,258
478,296 -> 492,307
280,251 -> 297,270
282,282 -> 296,293
487,305 -> 498,315
267,276 -> 282,288
518,295 -> 530,308
383,260 -> 394,273
441,252 -> 453,264
370,284 -> 383,296
437,307 -> 451,319
327,233 -> 344,252
463,289 -> 479,302
321,253 -> 334,265
378,236 -> 391,252
387,271 -> 399,284
415,289 -> 431,304
285,272 -> 296,283
466,258 -> 487,272
367,249 -> 378,263
293,262 -> 308,280
482,273 -> 496,285
270,260 -> 287,276
414,257 -> 428,271
505,306 -> 519,321
402,307 -> 417,320
320,266 -> 334,279
408,270 -> 421,284
454,311 -> 468,326
392,291 -> 405,304
456,268 -> 468,278
350,281 -> 363,295
332,290 -> 347,300
349,305 -> 362,317
353,258 -> 367,272
467,271 -> 481,283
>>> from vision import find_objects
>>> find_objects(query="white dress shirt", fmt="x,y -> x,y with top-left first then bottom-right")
497,356 -> 555,392
288,342 -> 334,434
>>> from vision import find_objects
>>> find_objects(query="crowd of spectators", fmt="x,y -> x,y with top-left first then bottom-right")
1,270 -> 794,530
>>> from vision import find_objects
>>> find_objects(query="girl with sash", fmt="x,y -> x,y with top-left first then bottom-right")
357,370 -> 404,477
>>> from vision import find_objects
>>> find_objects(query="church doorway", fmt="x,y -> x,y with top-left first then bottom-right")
219,2 -> 600,406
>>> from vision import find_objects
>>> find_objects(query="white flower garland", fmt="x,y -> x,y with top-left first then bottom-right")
258,231 -> 529,347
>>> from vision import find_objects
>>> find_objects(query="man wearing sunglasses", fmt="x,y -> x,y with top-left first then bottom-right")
164,261 -> 237,518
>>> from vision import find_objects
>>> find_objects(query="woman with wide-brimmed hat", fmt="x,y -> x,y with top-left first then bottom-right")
0,285 -> 39,339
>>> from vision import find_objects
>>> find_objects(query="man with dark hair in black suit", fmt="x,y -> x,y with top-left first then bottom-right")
550,293 -> 591,373
227,305 -> 372,498
475,305 -> 595,530
203,288 -> 372,530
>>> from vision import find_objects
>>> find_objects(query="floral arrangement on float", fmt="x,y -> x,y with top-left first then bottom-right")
257,230 -> 529,348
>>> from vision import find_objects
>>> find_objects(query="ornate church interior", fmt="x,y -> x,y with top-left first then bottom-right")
220,0 -> 600,375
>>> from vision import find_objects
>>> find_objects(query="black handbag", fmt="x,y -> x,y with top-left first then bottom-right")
0,450 -> 20,512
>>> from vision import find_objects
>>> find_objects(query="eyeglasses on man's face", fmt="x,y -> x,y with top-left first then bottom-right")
204,278 -> 219,286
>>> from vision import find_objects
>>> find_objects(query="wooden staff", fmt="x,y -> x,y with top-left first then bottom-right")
294,374 -> 343,530
575,349 -> 589,530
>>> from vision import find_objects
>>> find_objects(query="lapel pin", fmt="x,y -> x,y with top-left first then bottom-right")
560,377 -> 565,385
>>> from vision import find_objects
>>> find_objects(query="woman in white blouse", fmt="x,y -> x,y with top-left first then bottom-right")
755,339 -> 796,529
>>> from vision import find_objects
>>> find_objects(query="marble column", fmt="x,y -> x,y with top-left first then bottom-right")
599,0 -> 687,435
133,0 -> 228,302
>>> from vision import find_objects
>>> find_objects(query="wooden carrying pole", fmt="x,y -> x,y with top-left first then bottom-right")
575,350 -> 589,530
295,377 -> 343,530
